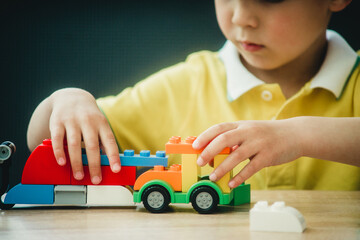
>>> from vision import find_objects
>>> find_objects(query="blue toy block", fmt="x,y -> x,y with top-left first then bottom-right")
4,183 -> 54,204
82,150 -> 168,167
120,150 -> 167,167
82,154 -> 110,166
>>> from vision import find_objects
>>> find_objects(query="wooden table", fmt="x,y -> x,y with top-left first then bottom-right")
0,190 -> 359,240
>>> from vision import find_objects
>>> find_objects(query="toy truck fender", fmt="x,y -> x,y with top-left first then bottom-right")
186,181 -> 227,204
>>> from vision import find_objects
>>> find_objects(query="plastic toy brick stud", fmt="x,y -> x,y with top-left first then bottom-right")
134,164 -> 182,191
21,139 -> 71,185
250,201 -> 306,233
165,136 -> 232,154
120,150 -> 168,167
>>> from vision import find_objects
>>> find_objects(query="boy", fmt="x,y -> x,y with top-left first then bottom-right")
27,0 -> 359,190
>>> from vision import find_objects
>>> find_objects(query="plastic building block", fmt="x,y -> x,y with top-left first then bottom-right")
165,136 -> 232,154
21,139 -> 71,185
231,183 -> 251,206
250,201 -> 306,233
54,185 -> 87,205
4,183 -> 54,204
120,150 -> 168,167
134,165 -> 182,191
87,185 -> 134,206
213,155 -> 232,193
181,154 -> 200,192
71,166 -> 136,186
81,150 -> 168,167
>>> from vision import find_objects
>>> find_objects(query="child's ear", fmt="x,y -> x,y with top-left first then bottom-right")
329,0 -> 352,12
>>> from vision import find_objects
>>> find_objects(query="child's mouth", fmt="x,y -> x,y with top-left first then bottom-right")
240,41 -> 264,52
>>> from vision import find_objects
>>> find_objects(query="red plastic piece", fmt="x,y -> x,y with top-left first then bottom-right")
21,139 -> 71,185
70,166 -> 136,186
165,136 -> 232,154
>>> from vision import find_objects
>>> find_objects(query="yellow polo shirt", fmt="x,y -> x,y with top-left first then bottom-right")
97,30 -> 360,190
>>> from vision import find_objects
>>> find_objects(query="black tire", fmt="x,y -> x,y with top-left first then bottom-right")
190,186 -> 219,214
141,185 -> 170,213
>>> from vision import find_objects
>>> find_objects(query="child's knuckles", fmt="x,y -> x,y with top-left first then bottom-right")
98,115 -> 109,125
247,161 -> 262,174
231,148 -> 247,162
213,122 -> 230,133
200,150 -> 213,163
216,133 -> 233,147
85,141 -> 100,151
67,138 -> 81,148
103,133 -> 117,145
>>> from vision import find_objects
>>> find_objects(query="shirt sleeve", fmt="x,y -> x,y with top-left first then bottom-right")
353,55 -> 360,116
96,52 -> 214,153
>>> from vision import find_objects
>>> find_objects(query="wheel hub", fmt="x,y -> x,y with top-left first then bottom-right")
196,192 -> 213,209
147,191 -> 164,208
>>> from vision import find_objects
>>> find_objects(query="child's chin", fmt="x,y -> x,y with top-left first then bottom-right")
240,55 -> 280,71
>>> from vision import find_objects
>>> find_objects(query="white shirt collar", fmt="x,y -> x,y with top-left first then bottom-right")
219,30 -> 359,101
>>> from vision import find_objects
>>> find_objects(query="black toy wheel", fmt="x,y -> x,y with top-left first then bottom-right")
190,186 -> 219,214
141,185 -> 170,213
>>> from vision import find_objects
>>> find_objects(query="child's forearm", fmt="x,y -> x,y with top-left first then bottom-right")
295,116 -> 360,167
27,95 -> 53,151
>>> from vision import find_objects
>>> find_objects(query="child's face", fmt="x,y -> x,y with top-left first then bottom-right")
215,0 -> 342,70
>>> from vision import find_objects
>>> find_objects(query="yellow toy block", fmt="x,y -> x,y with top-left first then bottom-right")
214,155 -> 232,193
181,154 -> 200,192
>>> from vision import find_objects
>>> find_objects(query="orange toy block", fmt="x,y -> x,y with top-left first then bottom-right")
165,136 -> 232,154
134,165 -> 182,191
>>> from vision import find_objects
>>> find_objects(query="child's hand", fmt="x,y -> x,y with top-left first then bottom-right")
193,119 -> 302,188
48,88 -> 121,184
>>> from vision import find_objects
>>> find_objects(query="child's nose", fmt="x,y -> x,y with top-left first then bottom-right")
232,1 -> 259,29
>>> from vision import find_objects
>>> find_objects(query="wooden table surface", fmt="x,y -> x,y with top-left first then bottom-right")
0,190 -> 359,240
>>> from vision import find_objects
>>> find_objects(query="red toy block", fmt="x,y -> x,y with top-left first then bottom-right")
21,139 -> 71,185
165,136 -> 232,154
70,166 -> 136,186
134,164 -> 182,191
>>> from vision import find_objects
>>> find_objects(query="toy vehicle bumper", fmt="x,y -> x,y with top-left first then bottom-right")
4,183 -> 54,204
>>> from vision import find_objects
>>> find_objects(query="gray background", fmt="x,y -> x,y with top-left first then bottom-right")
1,0 -> 359,187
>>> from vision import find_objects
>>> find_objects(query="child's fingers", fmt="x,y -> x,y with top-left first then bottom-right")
197,128 -> 243,166
99,126 -> 121,173
193,122 -> 238,149
81,126 -> 102,185
228,155 -> 264,188
65,126 -> 84,181
50,124 -> 66,166
209,144 -> 253,182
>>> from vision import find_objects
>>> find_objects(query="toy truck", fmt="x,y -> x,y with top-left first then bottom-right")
133,136 -> 250,213
0,137 -> 250,213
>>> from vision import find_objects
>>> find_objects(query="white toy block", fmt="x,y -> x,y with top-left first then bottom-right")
87,185 -> 134,206
250,201 -> 306,233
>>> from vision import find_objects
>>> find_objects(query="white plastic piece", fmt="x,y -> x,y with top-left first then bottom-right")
54,185 -> 87,205
250,201 -> 306,233
86,186 -> 134,206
